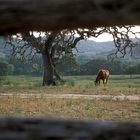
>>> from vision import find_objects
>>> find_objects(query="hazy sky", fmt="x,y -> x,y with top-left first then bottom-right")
33,26 -> 140,42
91,26 -> 140,42
91,33 -> 113,42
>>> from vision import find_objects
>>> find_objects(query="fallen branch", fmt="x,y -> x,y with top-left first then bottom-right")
0,117 -> 139,140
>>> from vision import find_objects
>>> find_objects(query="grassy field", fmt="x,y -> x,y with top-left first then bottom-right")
0,75 -> 140,120
0,75 -> 140,95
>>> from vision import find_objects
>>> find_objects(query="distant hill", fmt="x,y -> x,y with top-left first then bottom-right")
0,37 -> 7,58
1,36 -> 140,63
75,40 -> 115,63
0,37 -> 13,51
75,40 -> 115,56
75,39 -> 140,63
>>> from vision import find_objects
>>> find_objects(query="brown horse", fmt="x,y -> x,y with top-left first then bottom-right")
95,69 -> 109,86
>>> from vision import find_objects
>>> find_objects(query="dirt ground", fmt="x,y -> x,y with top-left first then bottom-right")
0,93 -> 140,101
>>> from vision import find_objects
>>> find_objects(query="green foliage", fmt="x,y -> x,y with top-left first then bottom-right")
56,56 -> 81,76
80,59 -> 124,75
11,58 -> 43,76
122,62 -> 140,79
0,59 -> 14,76
1,50 -> 140,77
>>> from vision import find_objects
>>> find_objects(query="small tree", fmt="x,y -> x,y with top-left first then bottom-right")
56,56 -> 80,76
123,62 -> 135,78
0,59 -> 14,76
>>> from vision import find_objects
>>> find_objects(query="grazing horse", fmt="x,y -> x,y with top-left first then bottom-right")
95,69 -> 109,86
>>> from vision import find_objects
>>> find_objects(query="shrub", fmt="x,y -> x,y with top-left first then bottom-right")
0,59 -> 14,76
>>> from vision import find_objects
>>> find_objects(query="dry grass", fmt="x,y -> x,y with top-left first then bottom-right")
0,96 -> 140,121
0,85 -> 139,96
0,75 -> 140,121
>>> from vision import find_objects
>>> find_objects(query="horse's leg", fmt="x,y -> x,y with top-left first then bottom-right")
103,79 -> 107,86
106,78 -> 108,84
106,76 -> 109,84
103,79 -> 105,85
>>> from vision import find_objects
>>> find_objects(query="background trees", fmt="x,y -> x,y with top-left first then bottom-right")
1,51 -> 140,77
0,59 -> 13,76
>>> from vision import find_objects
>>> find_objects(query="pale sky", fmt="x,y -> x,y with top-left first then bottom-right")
91,26 -> 140,42
33,26 -> 140,42
91,33 -> 113,42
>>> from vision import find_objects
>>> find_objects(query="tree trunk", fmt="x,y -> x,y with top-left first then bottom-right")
54,69 -> 63,81
42,53 -> 55,86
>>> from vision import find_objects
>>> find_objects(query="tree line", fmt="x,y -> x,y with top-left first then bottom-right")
1,56 -> 140,77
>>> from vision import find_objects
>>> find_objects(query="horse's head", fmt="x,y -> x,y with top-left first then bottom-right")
94,80 -> 99,86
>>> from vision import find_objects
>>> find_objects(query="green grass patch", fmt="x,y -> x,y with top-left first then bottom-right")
0,75 -> 140,96
0,75 -> 42,87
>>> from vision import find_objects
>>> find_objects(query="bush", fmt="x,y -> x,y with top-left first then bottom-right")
0,59 -> 14,76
